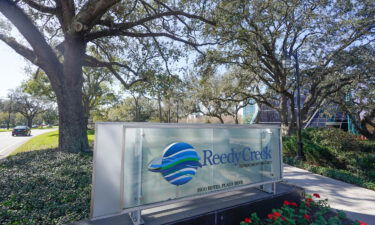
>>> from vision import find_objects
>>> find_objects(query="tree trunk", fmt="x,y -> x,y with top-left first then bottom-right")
134,97 -> 140,122
82,94 -> 90,130
158,95 -> 163,122
356,116 -> 375,140
167,101 -> 171,123
280,95 -> 290,135
176,101 -> 179,123
234,106 -> 241,124
7,98 -> 12,130
83,105 -> 90,130
215,115 -> 224,124
288,98 -> 296,135
234,110 -> 239,124
27,116 -> 33,127
55,38 -> 89,153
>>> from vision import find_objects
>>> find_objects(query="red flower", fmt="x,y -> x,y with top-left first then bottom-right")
305,201 -> 311,207
267,212 -> 281,220
290,202 -> 298,207
244,218 -> 252,223
282,217 -> 286,221
357,220 -> 367,225
313,193 -> 320,198
306,198 -> 313,202
273,211 -> 281,218
283,200 -> 290,205
304,214 -> 311,220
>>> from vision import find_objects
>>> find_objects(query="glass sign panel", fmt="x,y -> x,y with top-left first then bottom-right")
122,127 -> 281,209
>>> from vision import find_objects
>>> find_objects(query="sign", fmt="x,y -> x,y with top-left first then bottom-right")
91,123 -> 282,220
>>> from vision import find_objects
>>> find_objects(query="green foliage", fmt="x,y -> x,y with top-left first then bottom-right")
0,149 -> 92,225
309,128 -> 361,152
359,141 -> 375,153
284,158 -> 375,191
204,0 -> 374,133
106,97 -> 157,122
282,129 -> 341,168
187,67 -> 250,124
239,195 -> 359,225
283,128 -> 375,190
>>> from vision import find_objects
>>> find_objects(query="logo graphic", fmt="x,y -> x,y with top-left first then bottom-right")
148,142 -> 202,186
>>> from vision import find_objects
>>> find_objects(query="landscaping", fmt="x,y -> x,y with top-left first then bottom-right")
0,130 -> 95,224
0,149 -> 92,225
283,128 -> 375,191
1,127 -> 373,224
10,130 -> 95,155
240,194 -> 367,225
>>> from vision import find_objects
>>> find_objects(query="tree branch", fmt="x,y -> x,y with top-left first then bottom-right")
85,30 -> 211,53
21,0 -> 57,14
73,0 -> 120,32
0,0 -> 62,82
83,53 -> 138,75
82,53 -> 147,89
55,0 -> 75,33
0,33 -> 37,63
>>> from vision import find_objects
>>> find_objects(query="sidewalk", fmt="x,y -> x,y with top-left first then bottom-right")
283,165 -> 375,225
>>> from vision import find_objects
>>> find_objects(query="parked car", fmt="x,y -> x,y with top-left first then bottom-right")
12,126 -> 31,136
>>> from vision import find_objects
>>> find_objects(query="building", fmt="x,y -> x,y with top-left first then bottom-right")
242,99 -> 357,133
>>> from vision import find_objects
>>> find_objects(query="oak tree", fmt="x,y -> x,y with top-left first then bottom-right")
203,0 -> 374,134
0,0 -> 213,152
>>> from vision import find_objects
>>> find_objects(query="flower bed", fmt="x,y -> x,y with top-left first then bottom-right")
240,194 -> 367,225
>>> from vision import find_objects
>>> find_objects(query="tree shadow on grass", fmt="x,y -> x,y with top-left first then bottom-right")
47,133 -> 59,137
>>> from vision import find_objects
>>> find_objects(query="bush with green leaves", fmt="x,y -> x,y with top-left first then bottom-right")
283,128 -> 375,189
0,149 -> 92,225
309,128 -> 361,152
240,194 -> 368,225
284,157 -> 375,191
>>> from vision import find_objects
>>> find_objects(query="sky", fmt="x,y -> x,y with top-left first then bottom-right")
0,41 -> 28,99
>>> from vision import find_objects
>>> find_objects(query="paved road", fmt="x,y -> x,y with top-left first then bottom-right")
284,165 -> 375,225
0,129 -> 57,159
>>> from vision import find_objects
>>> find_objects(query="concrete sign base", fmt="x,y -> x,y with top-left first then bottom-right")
69,183 -> 304,225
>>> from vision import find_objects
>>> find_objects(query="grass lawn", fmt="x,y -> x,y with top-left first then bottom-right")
11,130 -> 95,155
0,129 -> 10,132
32,126 -> 59,130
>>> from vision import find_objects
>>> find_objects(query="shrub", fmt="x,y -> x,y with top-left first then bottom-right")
283,135 -> 341,168
359,140 -> 375,153
283,128 -> 375,181
0,149 -> 92,225
284,157 -> 375,191
239,194 -> 366,225
309,128 -> 361,152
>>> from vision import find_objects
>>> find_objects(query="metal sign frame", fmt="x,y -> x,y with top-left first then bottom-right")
90,122 -> 283,224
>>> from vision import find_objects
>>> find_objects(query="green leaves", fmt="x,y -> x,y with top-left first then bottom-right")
283,127 -> 375,190
0,149 -> 92,225
240,194 -> 357,224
